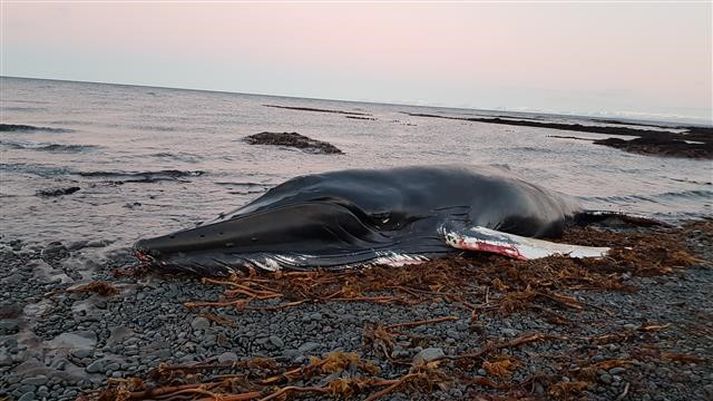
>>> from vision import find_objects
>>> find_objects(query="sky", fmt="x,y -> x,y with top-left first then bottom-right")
1,1 -> 711,123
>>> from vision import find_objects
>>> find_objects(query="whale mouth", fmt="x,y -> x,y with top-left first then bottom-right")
132,201 -> 406,274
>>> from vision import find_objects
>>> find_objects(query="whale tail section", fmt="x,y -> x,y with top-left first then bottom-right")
443,225 -> 610,260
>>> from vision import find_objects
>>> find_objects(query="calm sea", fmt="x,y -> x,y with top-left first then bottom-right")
1,77 -> 710,256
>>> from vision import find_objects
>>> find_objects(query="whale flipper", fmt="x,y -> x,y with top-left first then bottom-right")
443,226 -> 610,260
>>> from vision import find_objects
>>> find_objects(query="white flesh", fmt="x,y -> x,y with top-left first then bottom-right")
443,226 -> 610,260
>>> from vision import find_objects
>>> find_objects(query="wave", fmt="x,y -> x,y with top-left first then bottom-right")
0,123 -> 73,133
0,163 -> 72,177
670,178 -> 712,186
583,189 -> 713,204
1,99 -> 51,105
0,140 -> 96,153
76,169 -> 205,183
127,124 -> 177,132
507,146 -> 554,154
214,181 -> 274,187
227,189 -> 268,195
1,107 -> 47,112
151,152 -> 203,163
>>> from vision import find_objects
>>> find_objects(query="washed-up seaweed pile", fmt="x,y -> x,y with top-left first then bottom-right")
85,220 -> 711,401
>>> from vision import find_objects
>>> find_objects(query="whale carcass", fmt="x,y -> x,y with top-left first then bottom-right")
135,165 -> 610,275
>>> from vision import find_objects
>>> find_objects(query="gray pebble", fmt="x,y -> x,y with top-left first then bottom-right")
413,347 -> 445,364
18,392 -> 35,401
218,352 -> 238,363
609,367 -> 626,375
190,316 -> 211,331
21,375 -> 48,386
600,373 -> 613,384
298,342 -> 320,353
269,335 -> 284,348
86,358 -> 107,373
18,384 -> 36,394
72,349 -> 93,359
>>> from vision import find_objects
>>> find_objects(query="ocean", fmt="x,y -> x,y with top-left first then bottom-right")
1,76 -> 711,256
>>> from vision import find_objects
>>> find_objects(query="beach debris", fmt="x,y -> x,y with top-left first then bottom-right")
67,280 -> 119,296
243,131 -> 343,154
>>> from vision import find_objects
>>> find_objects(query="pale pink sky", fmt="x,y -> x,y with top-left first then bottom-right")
1,2 -> 711,122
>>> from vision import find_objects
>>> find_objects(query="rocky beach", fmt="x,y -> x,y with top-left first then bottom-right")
1,77 -> 711,401
1,220 -> 711,401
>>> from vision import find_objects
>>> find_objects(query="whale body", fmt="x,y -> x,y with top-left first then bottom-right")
134,165 -> 609,275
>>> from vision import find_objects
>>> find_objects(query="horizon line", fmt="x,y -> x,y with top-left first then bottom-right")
1,74 -> 710,127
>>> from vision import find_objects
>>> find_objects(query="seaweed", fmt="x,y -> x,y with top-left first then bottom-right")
84,220 -> 712,401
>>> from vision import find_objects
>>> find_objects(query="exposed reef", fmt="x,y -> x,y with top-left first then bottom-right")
244,132 -> 343,154
36,186 -> 81,197
345,115 -> 377,121
263,104 -> 371,116
593,136 -> 713,159
404,112 -> 713,159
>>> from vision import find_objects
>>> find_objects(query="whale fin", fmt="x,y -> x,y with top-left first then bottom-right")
443,226 -> 609,260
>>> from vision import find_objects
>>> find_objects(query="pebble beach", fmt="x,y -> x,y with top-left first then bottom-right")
1,221 -> 711,401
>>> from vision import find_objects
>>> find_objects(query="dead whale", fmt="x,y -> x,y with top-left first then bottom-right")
134,165 -> 610,275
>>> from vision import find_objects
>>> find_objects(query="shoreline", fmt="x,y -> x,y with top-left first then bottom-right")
0,221 -> 711,401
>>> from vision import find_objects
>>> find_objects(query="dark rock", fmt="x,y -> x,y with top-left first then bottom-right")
243,132 -> 343,155
0,123 -> 72,133
600,373 -> 613,384
0,302 -> 22,319
593,135 -> 713,160
0,319 -> 20,334
36,187 -> 81,197
42,242 -> 69,260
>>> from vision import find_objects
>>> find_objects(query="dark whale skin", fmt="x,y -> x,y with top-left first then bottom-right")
134,165 -> 580,275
